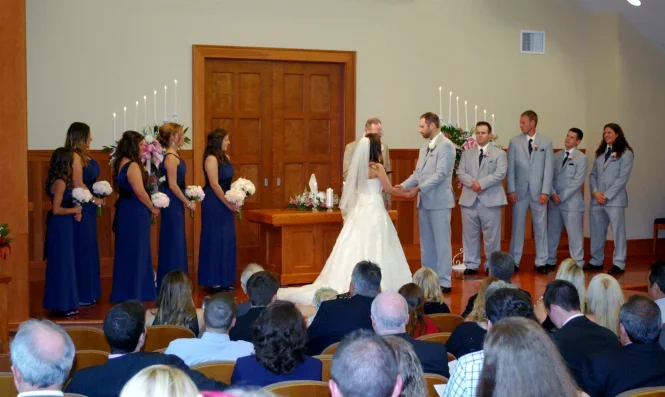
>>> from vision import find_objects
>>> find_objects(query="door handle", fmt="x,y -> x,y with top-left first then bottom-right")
264,178 -> 269,187
276,178 -> 281,186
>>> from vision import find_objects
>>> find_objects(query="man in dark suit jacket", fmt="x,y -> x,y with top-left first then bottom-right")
229,271 -> 279,343
582,295 -> 665,397
65,301 -> 225,397
372,291 -> 449,377
307,261 -> 382,355
543,280 -> 620,389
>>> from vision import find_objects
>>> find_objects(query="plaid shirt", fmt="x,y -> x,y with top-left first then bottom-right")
443,350 -> 485,397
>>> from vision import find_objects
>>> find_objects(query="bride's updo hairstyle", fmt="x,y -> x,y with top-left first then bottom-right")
368,134 -> 384,165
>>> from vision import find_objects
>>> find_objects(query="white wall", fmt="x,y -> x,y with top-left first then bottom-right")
26,0 -> 589,150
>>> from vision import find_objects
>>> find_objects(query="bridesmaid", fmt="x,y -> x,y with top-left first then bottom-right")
157,122 -> 193,288
110,131 -> 160,302
585,123 -> 634,275
198,129 -> 238,292
65,122 -> 102,306
44,148 -> 82,317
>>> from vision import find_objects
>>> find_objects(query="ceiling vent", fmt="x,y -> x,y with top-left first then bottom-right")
521,30 -> 546,54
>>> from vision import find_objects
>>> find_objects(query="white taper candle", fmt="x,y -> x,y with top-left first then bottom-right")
474,105 -> 478,125
492,114 -> 495,134
448,92 -> 452,124
464,101 -> 468,132
484,109 -> 487,122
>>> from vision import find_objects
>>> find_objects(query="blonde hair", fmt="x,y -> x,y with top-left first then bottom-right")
555,259 -> 587,313
119,365 -> 199,397
412,267 -> 444,304
586,274 -> 624,335
466,277 -> 500,322
384,336 -> 427,397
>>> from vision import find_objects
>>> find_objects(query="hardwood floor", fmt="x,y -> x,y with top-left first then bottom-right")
29,254 -> 654,327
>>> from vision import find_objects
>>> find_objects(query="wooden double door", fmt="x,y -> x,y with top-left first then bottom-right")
201,57 -> 346,270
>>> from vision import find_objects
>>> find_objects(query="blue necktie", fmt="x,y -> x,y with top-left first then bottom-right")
479,149 -> 484,166
604,147 -> 611,162
562,151 -> 570,168
528,139 -> 533,155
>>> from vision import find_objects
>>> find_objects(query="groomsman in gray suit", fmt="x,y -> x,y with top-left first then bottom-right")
457,121 -> 507,275
547,128 -> 587,269
398,112 -> 456,292
584,123 -> 634,274
507,110 -> 554,274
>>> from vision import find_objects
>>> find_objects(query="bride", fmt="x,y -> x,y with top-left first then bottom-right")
277,135 -> 413,305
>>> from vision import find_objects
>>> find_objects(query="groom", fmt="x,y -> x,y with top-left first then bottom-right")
397,112 -> 456,293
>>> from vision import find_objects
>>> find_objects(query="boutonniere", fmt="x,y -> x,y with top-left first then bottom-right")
428,140 -> 436,150
483,150 -> 490,157
611,152 -> 617,158
532,144 -> 539,150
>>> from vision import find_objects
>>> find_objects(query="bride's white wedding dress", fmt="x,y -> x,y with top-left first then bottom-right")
277,177 -> 413,306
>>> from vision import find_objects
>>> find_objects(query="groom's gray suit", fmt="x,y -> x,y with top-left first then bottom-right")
402,133 -> 456,288
507,132 -> 554,268
457,144 -> 507,270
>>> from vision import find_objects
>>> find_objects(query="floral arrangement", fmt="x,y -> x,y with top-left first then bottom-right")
150,192 -> 170,225
232,178 -> 256,196
287,188 -> 340,211
92,181 -> 113,217
313,287 -> 339,310
72,187 -> 93,206
0,224 -> 12,260
185,185 -> 205,218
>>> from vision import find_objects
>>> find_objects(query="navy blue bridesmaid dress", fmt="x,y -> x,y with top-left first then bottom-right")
43,183 -> 79,312
198,158 -> 237,288
157,153 -> 188,287
110,162 -> 157,302
74,158 -> 101,304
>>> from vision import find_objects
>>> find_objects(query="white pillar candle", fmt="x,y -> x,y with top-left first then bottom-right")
163,85 -> 168,122
113,113 -> 116,142
326,188 -> 334,208
123,106 -> 127,131
134,101 -> 139,130
143,95 -> 147,127
464,101 -> 468,132
474,105 -> 478,125
456,96 -> 459,127
174,79 -> 178,116
153,90 -> 157,124
438,87 -> 442,122
448,92 -> 452,124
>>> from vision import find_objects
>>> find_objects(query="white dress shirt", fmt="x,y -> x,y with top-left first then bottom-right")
18,391 -> 64,397
443,350 -> 484,397
562,313 -> 585,327
656,297 -> 665,323
164,331 -> 254,366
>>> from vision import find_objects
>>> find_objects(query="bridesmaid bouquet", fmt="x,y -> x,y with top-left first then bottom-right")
92,181 -> 113,217
231,178 -> 256,197
72,187 -> 93,206
150,192 -> 170,225
225,189 -> 247,220
185,185 -> 206,218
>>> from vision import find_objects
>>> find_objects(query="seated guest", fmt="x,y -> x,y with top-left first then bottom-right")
329,330 -> 402,397
543,280 -> 620,390
65,301 -> 225,397
535,258 -> 587,331
648,261 -> 665,323
384,336 -> 427,397
307,261 -> 381,355
399,283 -> 439,337
461,251 -> 531,318
231,301 -> 321,387
586,274 -> 624,335
229,271 -> 279,343
372,291 -> 449,377
582,295 -> 665,397
412,267 -> 451,314
165,293 -> 254,366
238,263 -> 264,317
446,277 -> 499,359
10,319 -> 75,397
120,365 -> 200,397
477,317 -> 583,397
146,270 -> 204,336
444,286 -> 534,397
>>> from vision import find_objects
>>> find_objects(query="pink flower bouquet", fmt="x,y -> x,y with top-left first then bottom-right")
150,192 -> 170,225
225,189 -> 247,220
185,185 -> 205,218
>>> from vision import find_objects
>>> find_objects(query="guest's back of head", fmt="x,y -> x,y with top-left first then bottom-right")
253,300 -> 307,374
330,330 -> 401,397
204,292 -> 237,332
485,286 -> 534,325
119,364 -> 199,397
467,277 -> 500,322
371,291 -> 409,334
477,317 -> 579,397
486,251 -> 515,282
247,271 -> 280,306
10,319 -> 75,392
397,283 -> 427,337
543,280 -> 582,328
620,295 -> 662,344
104,300 -> 146,354
384,336 -> 426,397
351,261 -> 382,298
555,259 -> 587,313
412,267 -> 444,304
648,261 -> 665,300
154,270 -> 197,327
240,263 -> 265,294
587,274 -> 624,335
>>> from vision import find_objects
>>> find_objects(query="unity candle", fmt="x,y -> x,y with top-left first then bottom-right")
326,188 -> 334,209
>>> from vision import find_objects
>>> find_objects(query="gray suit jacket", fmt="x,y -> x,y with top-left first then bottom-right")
589,150 -> 634,207
507,133 -> 554,201
343,138 -> 391,180
402,134 -> 456,210
457,145 -> 507,208
551,149 -> 587,212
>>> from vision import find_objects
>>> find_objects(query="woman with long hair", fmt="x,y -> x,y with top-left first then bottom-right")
198,129 -> 238,292
446,277 -> 499,359
111,130 -> 160,302
156,123 -> 191,288
43,147 -> 82,316
412,267 -> 451,314
586,123 -> 634,274
65,122 -> 101,306
398,283 -> 438,338
586,273 -> 624,335
145,270 -> 203,336
477,317 -> 586,397
231,301 -> 322,387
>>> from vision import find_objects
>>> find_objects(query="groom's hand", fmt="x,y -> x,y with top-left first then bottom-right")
405,187 -> 419,199
394,185 -> 405,191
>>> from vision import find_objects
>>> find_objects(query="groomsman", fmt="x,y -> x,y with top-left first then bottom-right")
546,128 -> 587,269
507,110 -> 554,274
457,121 -> 507,275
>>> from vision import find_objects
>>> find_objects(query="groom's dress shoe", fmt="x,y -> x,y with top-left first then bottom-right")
440,286 -> 452,294
535,266 -> 549,275
463,269 -> 478,276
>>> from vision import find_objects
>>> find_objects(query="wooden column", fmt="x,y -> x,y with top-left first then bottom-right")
0,0 -> 30,327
